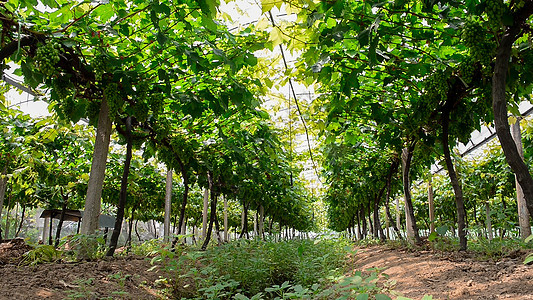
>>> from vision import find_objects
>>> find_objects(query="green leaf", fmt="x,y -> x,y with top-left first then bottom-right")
375,294 -> 392,300
233,294 -> 250,300
524,254 -> 533,265
199,0 -> 218,18
153,3 -> 171,16
342,70 -> 359,95
120,24 -> 130,36
158,69 -> 168,82
261,0 -> 276,13
428,231 -> 438,241
297,244 -> 304,257
436,225 -> 448,236
201,16 -> 218,32
525,234 -> 533,243
244,53 -> 258,66
94,4 -> 115,23
156,31 -> 168,45
356,293 -> 369,300
269,27 -> 285,48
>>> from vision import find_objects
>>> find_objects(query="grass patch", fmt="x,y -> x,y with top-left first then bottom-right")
149,237 -> 396,299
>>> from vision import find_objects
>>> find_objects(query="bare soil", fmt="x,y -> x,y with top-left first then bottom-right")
353,245 -> 533,300
1,240 -> 533,299
0,239 -> 169,299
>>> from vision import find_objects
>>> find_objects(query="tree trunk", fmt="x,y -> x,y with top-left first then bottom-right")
396,195 -> 401,232
13,202 -> 18,239
384,160 -> 402,240
42,216 -> 50,243
164,167 -> 172,241
177,167 -> 189,235
181,217 -> 187,237
106,116 -> 133,257
367,204 -> 374,238
81,99 -> 112,234
48,215 -> 54,245
259,204 -> 264,239
385,202 -> 402,240
492,2 -> 533,220
4,193 -> 12,239
373,197 -> 379,238
486,201 -> 493,241
511,118 -> 532,239
0,161 -> 9,236
201,173 -> 217,250
126,207 -> 136,247
15,204 -> 26,237
401,146 -> 421,243
223,195 -> 228,242
428,175 -> 435,234
239,202 -> 249,239
214,207 -> 222,245
135,219 -> 141,242
361,210 -> 367,239
501,196 -> 508,238
254,210 -> 258,237
192,225 -> 197,245
153,219 -> 158,239
373,187 -> 386,240
201,187 -> 209,239
172,215 -> 177,235
54,193 -> 69,247
442,111 -> 467,250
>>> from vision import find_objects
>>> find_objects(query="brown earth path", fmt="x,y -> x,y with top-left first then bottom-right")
353,245 -> 533,300
0,256 -> 167,299
0,239 -> 167,300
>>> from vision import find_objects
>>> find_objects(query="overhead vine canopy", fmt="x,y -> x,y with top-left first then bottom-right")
1,0 -> 533,254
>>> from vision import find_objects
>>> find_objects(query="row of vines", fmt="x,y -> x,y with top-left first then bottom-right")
1,0 -> 533,255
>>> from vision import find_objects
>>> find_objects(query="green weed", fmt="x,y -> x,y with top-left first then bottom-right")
148,237 -> 397,299
19,244 -> 62,265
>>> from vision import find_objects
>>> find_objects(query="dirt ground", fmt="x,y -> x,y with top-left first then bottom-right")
2,239 -> 533,299
353,245 -> 533,300
0,239 -> 169,299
